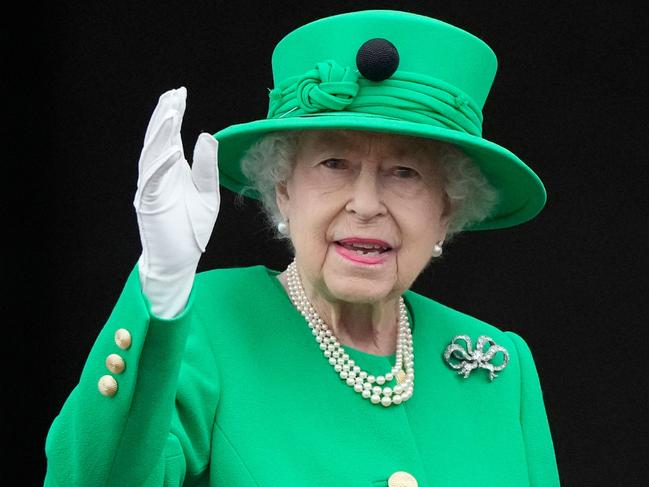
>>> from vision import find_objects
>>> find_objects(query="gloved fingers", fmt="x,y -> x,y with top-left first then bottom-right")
143,87 -> 186,149
138,110 -> 181,179
168,87 -> 187,158
143,89 -> 175,147
134,145 -> 184,211
191,133 -> 220,208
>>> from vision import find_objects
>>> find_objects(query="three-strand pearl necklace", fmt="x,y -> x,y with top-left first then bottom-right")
285,260 -> 415,407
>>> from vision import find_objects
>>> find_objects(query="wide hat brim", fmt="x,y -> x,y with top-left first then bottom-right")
212,112 -> 546,231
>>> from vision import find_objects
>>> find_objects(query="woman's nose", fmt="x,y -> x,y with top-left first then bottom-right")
344,169 -> 387,220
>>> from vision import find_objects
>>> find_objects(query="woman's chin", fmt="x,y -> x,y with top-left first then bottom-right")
314,246 -> 399,302
322,275 -> 396,304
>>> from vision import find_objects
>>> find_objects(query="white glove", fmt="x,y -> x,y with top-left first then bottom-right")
133,87 -> 220,319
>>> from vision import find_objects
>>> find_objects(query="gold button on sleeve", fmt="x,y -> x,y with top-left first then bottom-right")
106,353 -> 125,374
388,471 -> 418,487
98,375 -> 118,397
114,328 -> 132,350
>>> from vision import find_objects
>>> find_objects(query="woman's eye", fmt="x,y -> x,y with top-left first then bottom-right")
321,158 -> 346,169
393,167 -> 419,179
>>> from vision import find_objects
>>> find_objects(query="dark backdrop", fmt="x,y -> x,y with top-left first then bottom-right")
6,1 -> 647,485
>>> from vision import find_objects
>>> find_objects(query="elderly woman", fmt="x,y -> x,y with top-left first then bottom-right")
44,10 -> 560,487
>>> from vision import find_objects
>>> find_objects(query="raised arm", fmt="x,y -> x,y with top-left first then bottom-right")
134,86 -> 220,319
45,88 -> 221,486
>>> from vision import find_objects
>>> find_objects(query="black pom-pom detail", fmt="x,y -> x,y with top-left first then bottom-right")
356,38 -> 400,81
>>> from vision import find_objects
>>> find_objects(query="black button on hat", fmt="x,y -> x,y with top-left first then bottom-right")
356,38 -> 400,81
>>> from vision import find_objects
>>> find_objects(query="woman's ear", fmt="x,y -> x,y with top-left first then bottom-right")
439,193 -> 452,238
275,181 -> 289,220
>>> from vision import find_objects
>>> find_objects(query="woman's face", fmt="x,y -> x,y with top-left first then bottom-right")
276,129 -> 450,304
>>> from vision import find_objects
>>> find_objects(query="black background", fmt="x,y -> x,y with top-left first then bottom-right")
5,1 -> 648,485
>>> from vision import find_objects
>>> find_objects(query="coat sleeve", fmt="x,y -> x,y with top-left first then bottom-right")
44,261 -> 220,486
505,330 -> 561,487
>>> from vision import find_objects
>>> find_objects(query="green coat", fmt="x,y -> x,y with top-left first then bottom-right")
45,263 -> 560,486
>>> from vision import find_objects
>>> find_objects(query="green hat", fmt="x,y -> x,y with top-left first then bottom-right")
213,9 -> 546,230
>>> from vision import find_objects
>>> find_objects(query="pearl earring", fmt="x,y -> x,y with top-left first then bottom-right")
432,241 -> 444,257
277,220 -> 289,236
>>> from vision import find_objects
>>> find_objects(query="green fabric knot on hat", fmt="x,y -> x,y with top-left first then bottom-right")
295,60 -> 360,113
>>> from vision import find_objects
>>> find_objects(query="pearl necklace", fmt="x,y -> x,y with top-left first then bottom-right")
285,260 -> 414,407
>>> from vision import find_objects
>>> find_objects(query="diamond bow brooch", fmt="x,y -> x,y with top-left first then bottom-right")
443,335 -> 509,381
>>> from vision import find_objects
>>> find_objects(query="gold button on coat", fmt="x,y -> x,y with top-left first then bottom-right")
98,375 -> 118,397
114,328 -> 132,350
388,471 -> 418,487
106,354 -> 125,374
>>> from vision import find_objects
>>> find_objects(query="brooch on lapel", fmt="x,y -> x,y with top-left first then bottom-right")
443,335 -> 509,381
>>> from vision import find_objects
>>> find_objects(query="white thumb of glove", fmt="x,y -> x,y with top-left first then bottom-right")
133,87 -> 220,318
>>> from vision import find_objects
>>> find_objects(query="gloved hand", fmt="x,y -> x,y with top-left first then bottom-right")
133,87 -> 220,319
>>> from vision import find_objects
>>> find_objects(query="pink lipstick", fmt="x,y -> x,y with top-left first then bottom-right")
334,238 -> 393,265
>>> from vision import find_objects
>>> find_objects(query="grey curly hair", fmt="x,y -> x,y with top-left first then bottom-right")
237,129 -> 499,243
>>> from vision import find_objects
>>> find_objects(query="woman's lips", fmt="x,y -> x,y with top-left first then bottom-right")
338,237 -> 392,248
334,238 -> 392,265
